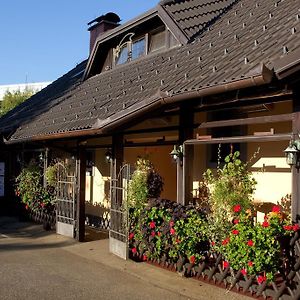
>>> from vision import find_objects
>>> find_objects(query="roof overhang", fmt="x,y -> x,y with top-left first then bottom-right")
274,48 -> 300,80
5,64 -> 274,145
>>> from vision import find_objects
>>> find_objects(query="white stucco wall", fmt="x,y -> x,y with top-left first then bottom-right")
0,82 -> 51,101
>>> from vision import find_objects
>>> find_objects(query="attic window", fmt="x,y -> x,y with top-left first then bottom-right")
116,44 -> 129,65
114,36 -> 146,65
132,38 -> 146,60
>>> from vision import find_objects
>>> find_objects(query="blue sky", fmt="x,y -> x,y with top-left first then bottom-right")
0,0 -> 158,85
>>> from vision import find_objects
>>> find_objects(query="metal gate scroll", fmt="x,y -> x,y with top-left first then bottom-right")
56,159 -> 77,238
109,161 -> 131,260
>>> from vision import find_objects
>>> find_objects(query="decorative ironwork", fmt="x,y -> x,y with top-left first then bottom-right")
56,159 -> 77,231
109,162 -> 131,259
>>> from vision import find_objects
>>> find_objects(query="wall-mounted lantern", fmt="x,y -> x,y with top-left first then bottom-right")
170,145 -> 183,166
284,139 -> 300,167
105,149 -> 113,163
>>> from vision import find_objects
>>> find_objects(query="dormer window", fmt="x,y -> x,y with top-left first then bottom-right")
114,35 -> 146,66
132,38 -> 146,60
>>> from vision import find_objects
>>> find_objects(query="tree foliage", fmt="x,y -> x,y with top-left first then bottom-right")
0,88 -> 35,116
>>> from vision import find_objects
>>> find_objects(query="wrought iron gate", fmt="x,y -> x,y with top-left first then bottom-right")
109,162 -> 131,260
56,159 -> 77,238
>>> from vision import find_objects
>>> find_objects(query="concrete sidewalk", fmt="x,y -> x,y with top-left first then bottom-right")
0,217 -> 250,300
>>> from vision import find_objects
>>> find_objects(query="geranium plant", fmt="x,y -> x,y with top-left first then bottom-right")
219,204 -> 297,282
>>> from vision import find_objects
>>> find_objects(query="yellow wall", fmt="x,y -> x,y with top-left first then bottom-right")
124,146 -> 177,201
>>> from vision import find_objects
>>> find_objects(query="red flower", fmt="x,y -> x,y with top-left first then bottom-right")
151,231 -> 156,237
233,219 -> 239,225
241,269 -> 247,276
131,247 -> 137,254
248,261 -> 253,267
272,205 -> 281,213
257,275 -> 267,284
169,220 -> 174,227
176,238 -> 181,244
222,238 -> 230,246
232,229 -> 239,235
283,225 -> 293,231
170,228 -> 176,235
143,255 -> 147,261
157,231 -> 161,237
223,261 -> 229,269
25,204 -> 29,210
150,221 -> 156,229
233,205 -> 241,213
262,221 -> 270,228
293,224 -> 300,231
129,232 -> 134,240
211,241 -> 215,246
247,240 -> 254,247
189,255 -> 196,264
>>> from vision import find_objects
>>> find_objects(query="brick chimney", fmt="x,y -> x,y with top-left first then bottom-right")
88,12 -> 121,53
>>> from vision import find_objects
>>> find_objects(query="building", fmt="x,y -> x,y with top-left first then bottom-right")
0,82 -> 51,101
0,0 -> 299,246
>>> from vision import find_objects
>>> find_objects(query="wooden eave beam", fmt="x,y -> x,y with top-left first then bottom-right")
185,133 -> 291,145
199,113 -> 294,129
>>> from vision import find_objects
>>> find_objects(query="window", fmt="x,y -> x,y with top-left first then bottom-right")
115,44 -> 129,65
132,38 -> 146,60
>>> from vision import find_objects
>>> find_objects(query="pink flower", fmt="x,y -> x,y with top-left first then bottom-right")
169,220 -> 174,227
272,205 -> 281,213
131,248 -> 137,254
143,255 -> 147,261
247,240 -> 254,247
232,229 -> 239,235
248,261 -> 253,267
222,238 -> 230,246
257,275 -> 267,284
293,224 -> 300,231
151,231 -> 155,237
170,228 -> 176,235
262,221 -> 270,228
233,219 -> 239,225
283,225 -> 293,231
150,221 -> 156,229
129,232 -> 134,240
189,256 -> 196,264
223,261 -> 229,269
241,269 -> 247,276
233,205 -> 241,213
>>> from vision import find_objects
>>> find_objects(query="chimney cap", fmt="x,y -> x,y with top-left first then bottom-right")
87,12 -> 121,27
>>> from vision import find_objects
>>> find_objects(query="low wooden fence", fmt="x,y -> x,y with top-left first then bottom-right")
131,232 -> 300,299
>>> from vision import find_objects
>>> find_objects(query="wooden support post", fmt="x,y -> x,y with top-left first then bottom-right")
292,88 -> 300,222
77,145 -> 86,242
179,103 -> 194,205
112,134 -> 124,175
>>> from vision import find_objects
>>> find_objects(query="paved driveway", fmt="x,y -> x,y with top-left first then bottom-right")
0,217 -> 250,300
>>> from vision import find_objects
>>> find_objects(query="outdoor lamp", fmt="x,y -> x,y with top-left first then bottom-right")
105,149 -> 113,163
284,139 -> 300,167
170,145 -> 183,165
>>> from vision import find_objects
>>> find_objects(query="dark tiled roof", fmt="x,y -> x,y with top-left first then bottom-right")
1,0 -> 300,142
0,60 -> 87,135
161,0 -> 238,40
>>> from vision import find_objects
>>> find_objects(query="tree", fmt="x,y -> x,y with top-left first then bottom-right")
0,88 -> 35,116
